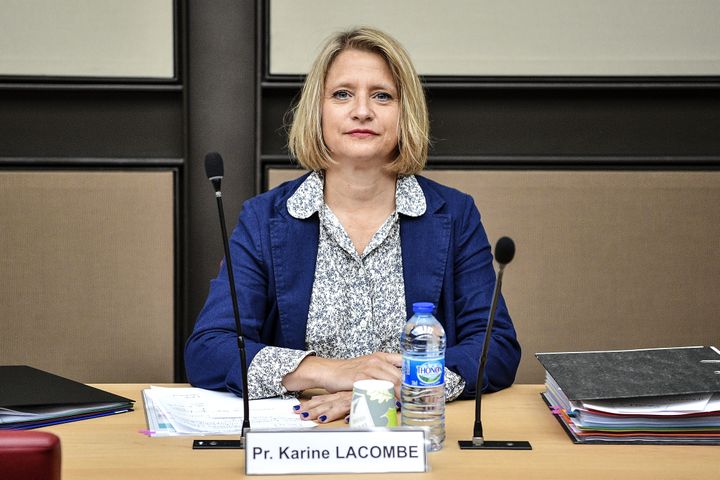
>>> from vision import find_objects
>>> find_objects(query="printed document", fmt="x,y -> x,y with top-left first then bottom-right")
143,386 -> 316,436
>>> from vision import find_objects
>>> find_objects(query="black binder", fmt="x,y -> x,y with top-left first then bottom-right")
535,346 -> 720,445
536,346 -> 720,401
0,365 -> 134,429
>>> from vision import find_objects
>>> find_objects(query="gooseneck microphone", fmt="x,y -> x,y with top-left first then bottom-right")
458,236 -> 531,451
196,151 -> 251,449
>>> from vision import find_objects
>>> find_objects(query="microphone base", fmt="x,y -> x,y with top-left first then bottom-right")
192,439 -> 244,450
458,439 -> 532,450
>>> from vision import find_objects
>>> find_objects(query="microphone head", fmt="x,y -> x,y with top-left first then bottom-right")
494,236 -> 515,265
204,152 -> 224,180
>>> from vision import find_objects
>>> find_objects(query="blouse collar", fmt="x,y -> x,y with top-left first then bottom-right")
287,171 -> 427,219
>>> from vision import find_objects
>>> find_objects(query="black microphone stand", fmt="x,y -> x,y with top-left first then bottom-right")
192,153 -> 250,450
216,188 -> 251,445
458,237 -> 531,450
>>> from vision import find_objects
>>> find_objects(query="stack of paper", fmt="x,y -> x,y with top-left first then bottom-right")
536,346 -> 720,445
142,386 -> 316,437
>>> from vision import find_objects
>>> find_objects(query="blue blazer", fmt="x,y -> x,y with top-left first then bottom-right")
185,173 -> 520,399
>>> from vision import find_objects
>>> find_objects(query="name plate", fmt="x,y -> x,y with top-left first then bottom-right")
245,428 -> 427,475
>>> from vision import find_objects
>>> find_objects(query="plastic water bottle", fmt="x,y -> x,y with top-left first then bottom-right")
400,302 -> 446,451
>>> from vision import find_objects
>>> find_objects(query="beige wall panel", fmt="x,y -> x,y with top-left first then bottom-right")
0,0 -> 174,78
270,0 -> 720,76
0,171 -> 174,383
268,168 -> 720,384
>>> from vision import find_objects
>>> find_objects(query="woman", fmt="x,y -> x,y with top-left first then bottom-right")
185,27 -> 520,423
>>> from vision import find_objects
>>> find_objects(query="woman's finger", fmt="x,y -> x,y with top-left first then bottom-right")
294,391 -> 352,423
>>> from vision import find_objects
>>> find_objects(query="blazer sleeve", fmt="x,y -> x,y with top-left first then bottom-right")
445,194 -> 521,398
184,199 -> 274,396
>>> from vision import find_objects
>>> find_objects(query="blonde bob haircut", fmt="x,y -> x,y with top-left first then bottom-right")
288,27 -> 429,175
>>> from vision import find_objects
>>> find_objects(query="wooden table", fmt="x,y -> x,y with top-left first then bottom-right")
41,384 -> 719,479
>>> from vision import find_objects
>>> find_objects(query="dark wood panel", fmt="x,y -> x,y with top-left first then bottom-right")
428,88 -> 720,156
260,87 -> 720,159
260,87 -> 297,156
0,90 -> 183,158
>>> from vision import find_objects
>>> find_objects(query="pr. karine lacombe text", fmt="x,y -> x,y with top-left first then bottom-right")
252,444 -> 420,461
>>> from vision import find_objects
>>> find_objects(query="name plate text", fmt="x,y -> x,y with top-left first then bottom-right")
245,428 -> 427,475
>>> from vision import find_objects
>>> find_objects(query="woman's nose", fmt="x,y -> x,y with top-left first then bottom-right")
351,96 -> 373,120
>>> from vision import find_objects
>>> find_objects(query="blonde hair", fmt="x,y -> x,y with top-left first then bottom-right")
288,27 -> 429,175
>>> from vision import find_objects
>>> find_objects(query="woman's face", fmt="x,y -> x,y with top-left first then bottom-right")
321,49 -> 400,168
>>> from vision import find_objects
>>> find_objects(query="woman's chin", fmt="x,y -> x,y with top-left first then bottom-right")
329,152 -> 395,168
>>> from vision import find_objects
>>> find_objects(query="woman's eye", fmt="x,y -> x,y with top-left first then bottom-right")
374,92 -> 392,102
332,90 -> 350,100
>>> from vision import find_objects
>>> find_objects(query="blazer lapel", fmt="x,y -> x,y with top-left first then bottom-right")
400,185 -> 450,316
269,208 -> 319,350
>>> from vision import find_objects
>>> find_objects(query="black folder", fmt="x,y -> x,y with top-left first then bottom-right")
536,346 -> 720,401
0,365 -> 134,429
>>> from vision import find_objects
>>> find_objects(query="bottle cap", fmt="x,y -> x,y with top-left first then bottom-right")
412,302 -> 434,314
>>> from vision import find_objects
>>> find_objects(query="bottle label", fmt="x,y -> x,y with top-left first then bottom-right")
402,356 -> 445,387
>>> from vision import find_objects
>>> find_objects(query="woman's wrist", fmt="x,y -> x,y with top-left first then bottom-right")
282,355 -> 332,392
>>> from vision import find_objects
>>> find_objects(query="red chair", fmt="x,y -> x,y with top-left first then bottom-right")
0,431 -> 61,480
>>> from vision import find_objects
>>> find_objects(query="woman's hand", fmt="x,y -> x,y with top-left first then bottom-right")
293,391 -> 353,423
282,352 -> 403,398
324,352 -> 402,396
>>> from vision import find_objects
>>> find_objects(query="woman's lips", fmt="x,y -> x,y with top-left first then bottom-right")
347,129 -> 378,138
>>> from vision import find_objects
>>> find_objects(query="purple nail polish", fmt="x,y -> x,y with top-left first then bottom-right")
319,415 -> 327,422
302,412 -> 309,418
396,400 -> 401,409
293,404 -> 301,411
